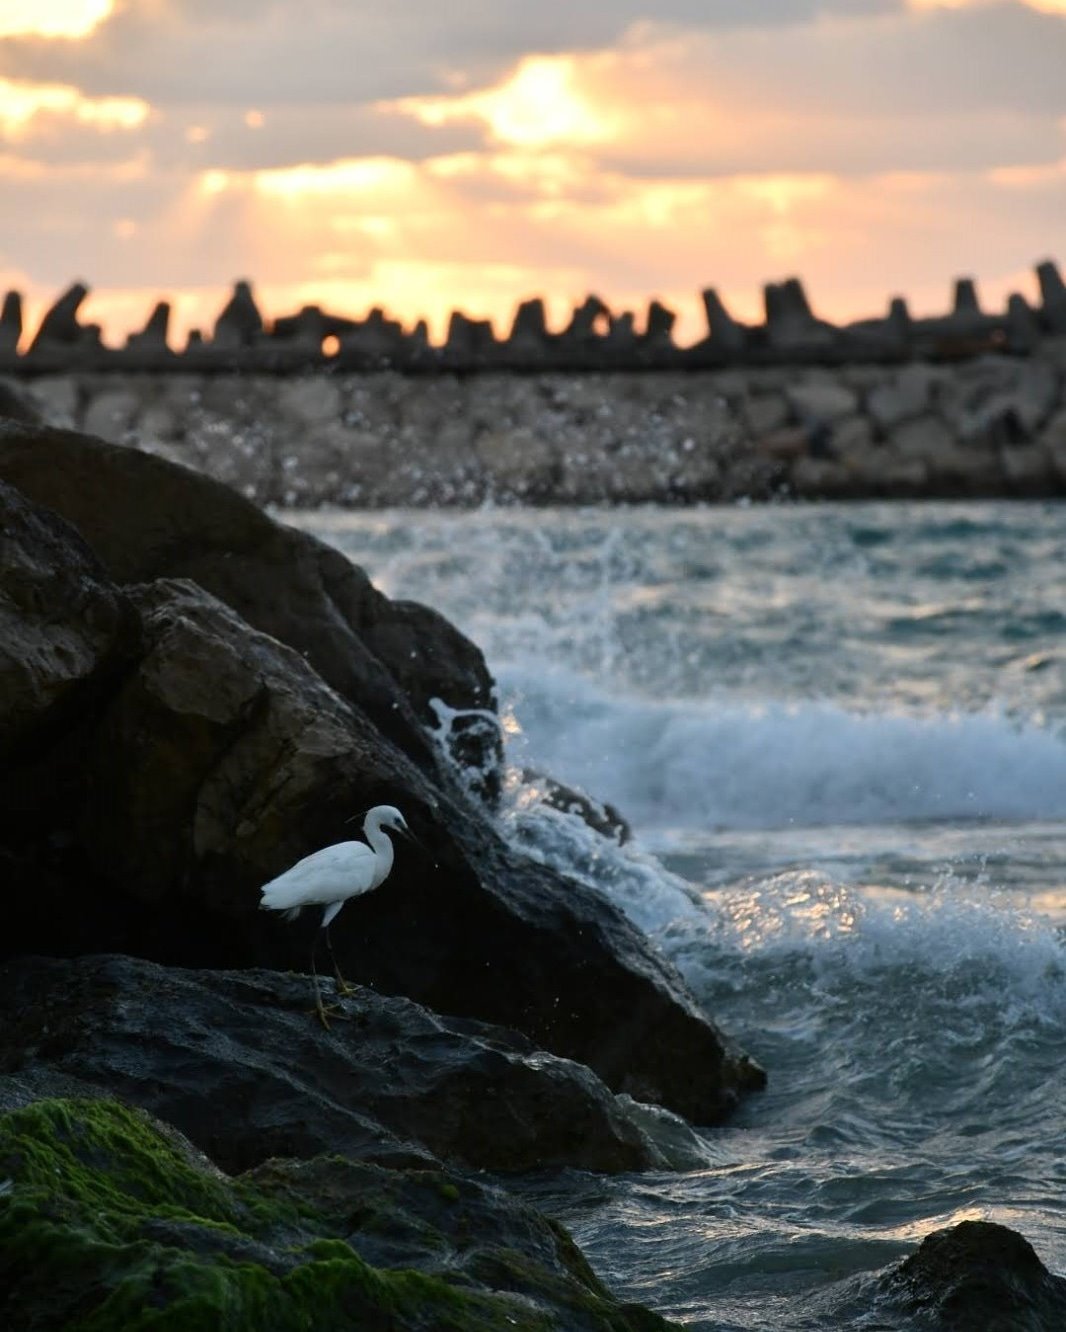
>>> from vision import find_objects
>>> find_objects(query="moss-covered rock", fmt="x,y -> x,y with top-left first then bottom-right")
0,1098 -> 678,1331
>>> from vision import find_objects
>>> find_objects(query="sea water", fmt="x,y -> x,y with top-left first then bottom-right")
294,501 -> 1066,1330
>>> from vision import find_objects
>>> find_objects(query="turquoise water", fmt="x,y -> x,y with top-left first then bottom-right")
296,501 -> 1066,1328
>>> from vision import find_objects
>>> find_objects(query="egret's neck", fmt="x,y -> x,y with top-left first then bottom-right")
364,816 -> 395,887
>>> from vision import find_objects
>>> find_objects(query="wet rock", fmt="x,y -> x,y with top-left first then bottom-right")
0,422 -> 496,784
0,462 -> 765,1122
0,1097 -> 680,1331
883,1220 -> 1066,1330
890,414 -> 956,463
0,477 -> 137,762
519,769 -> 631,844
0,954 -> 699,1173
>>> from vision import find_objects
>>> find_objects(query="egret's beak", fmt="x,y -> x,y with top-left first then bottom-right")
398,823 -> 424,852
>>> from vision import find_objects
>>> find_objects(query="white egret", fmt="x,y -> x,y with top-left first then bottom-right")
260,804 -> 413,1026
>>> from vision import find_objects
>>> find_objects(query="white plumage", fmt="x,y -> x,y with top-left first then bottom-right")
259,804 -> 413,1024
260,804 -> 408,927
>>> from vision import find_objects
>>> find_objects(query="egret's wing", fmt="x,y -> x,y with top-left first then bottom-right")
260,840 -> 375,913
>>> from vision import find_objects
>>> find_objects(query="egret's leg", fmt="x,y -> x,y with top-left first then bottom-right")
325,924 -> 356,996
309,934 -> 346,1028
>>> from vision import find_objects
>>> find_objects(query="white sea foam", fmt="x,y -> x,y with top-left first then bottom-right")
498,663 -> 1066,832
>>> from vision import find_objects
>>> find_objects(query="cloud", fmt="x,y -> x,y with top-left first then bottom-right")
0,0 -> 898,106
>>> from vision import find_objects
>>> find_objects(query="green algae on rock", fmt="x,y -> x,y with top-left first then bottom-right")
0,1098 -> 677,1331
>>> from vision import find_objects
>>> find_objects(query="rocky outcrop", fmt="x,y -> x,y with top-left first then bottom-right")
0,431 -> 765,1124
0,1097 -> 680,1331
882,1220 -> 1066,1330
0,420 -> 498,783
0,955 -> 713,1174
0,480 -> 137,761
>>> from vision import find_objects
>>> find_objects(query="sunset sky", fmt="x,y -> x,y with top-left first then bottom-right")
1,0 -> 1065,346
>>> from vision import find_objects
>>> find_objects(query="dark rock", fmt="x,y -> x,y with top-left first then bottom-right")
0,954 -> 692,1173
520,768 -> 631,844
336,307 -> 408,367
125,299 -> 171,353
764,277 -> 835,351
564,295 -> 610,344
0,1097 -> 680,1331
1036,258 -> 1066,334
0,421 -> 497,785
0,477 -> 137,763
0,381 -> 39,424
883,1220 -> 1066,1330
0,291 -> 21,354
0,445 -> 765,1122
644,300 -> 676,347
213,278 -> 263,348
1006,293 -> 1041,353
701,287 -> 747,352
444,311 -> 495,362
509,297 -> 549,348
27,282 -> 100,354
953,276 -> 982,320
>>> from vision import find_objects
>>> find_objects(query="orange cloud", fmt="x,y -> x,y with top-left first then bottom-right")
0,0 -> 112,39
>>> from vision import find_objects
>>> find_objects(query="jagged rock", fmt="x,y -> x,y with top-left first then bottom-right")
1036,258 -> 1066,333
519,769 -> 631,845
644,300 -> 676,347
0,477 -> 137,763
1006,293 -> 1041,353
701,288 -> 747,352
0,421 -> 496,783
337,308 -> 409,366
867,364 -> 944,432
444,311 -> 494,361
563,296 -> 610,344
764,277 -> 835,351
0,447 -> 765,1122
125,299 -> 171,353
508,298 -> 549,354
0,954 -> 709,1173
213,279 -> 263,349
0,291 -> 21,354
27,282 -> 98,354
953,276 -> 982,321
882,1220 -> 1066,1330
0,1097 -> 680,1331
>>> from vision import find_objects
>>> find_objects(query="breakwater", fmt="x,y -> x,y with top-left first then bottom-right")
4,258 -> 1066,375
11,347 -> 1066,504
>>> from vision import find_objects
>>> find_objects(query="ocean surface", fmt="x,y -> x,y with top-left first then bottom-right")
294,500 -> 1066,1330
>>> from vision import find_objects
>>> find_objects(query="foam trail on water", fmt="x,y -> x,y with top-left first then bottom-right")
498,664 -> 1066,831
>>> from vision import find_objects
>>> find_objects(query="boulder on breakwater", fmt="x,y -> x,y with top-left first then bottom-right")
0,422 -> 765,1125
0,1097 -> 680,1331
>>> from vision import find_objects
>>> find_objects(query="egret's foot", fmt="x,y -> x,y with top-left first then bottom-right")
333,974 -> 358,997
310,1000 -> 349,1029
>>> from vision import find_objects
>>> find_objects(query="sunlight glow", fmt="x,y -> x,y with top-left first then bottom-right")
395,54 -> 619,149
0,76 -> 148,135
0,0 -> 112,38
252,157 -> 415,199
